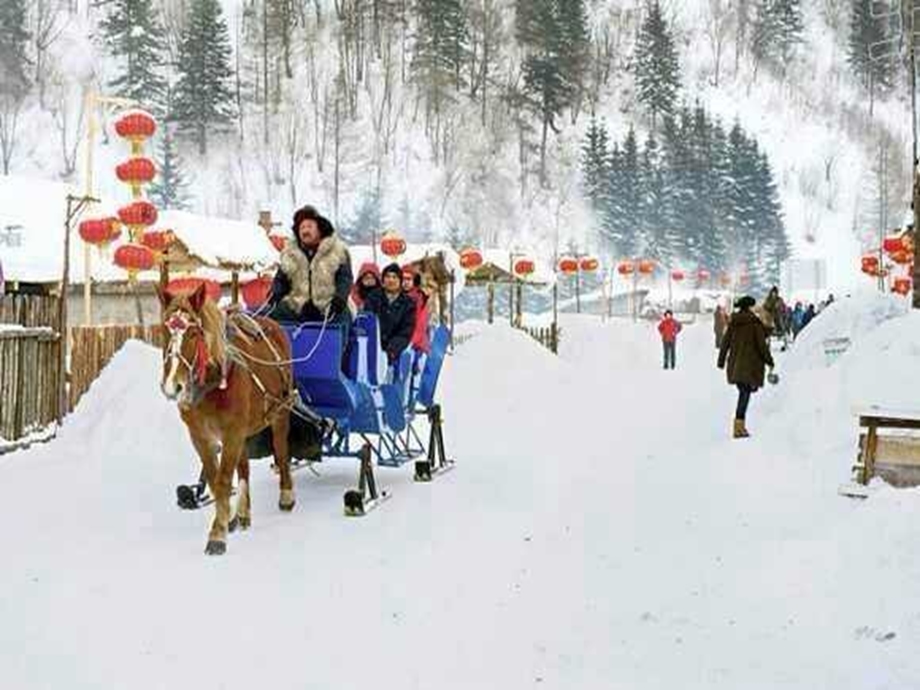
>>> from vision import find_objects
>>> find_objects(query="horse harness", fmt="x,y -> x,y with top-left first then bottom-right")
164,309 -> 296,421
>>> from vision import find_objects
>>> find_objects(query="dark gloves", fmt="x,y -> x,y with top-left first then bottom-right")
329,294 -> 348,316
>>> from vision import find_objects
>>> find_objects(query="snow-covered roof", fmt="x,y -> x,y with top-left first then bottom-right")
0,175 -> 276,284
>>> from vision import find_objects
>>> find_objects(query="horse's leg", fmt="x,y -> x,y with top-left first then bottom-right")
236,448 -> 251,530
271,411 -> 295,511
206,433 -> 244,555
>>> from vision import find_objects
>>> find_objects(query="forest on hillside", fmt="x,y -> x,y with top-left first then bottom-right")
0,0 -> 911,292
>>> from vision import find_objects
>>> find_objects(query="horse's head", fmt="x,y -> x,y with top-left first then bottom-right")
159,283 -> 212,406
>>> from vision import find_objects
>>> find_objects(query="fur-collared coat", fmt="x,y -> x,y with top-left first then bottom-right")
273,236 -> 352,320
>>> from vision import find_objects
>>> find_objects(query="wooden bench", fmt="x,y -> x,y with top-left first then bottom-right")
852,407 -> 920,488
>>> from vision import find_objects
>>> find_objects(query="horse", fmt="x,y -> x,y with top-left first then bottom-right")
159,283 -> 296,555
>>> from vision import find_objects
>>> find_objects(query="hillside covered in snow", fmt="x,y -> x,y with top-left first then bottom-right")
0,0 -> 914,291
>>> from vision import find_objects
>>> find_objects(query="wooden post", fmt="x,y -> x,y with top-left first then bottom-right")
258,210 -> 274,235
515,280 -> 523,327
487,279 -> 494,325
158,259 -> 169,321
231,270 -> 240,305
449,269 -> 455,349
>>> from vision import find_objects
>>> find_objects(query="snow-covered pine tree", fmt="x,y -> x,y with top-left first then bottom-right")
581,117 -> 609,212
634,0 -> 681,132
774,0 -> 804,74
848,0 -> 896,112
0,0 -> 29,92
600,141 -> 626,256
172,0 -> 236,155
343,190 -> 385,245
620,126 -> 642,256
412,0 -> 470,128
752,0 -> 803,78
557,0 -> 590,122
752,148 -> 790,288
100,0 -> 169,114
0,0 -> 29,174
640,133 -> 671,265
149,125 -> 191,210
516,0 -> 587,186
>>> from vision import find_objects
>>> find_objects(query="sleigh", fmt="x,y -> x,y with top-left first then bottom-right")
177,312 -> 453,516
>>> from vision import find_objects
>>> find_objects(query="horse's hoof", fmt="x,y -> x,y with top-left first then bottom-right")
279,489 -> 295,512
278,500 -> 295,512
238,516 -> 251,530
227,516 -> 239,533
204,540 -> 227,556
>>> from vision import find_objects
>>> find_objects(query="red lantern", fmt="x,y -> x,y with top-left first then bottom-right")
580,257 -> 599,272
78,217 -> 120,247
883,236 -> 905,254
114,243 -> 155,279
459,248 -> 484,270
557,257 -> 579,274
114,111 -> 157,144
116,157 -> 156,187
269,234 -> 287,252
617,261 -> 635,276
893,277 -> 912,295
891,249 -> 912,265
514,259 -> 535,276
697,268 -> 711,282
861,255 -> 880,274
380,231 -> 406,258
670,269 -> 685,282
638,259 -> 655,275
118,200 -> 158,228
141,229 -> 173,254
240,276 -> 273,309
166,277 -> 222,301
719,274 -> 731,287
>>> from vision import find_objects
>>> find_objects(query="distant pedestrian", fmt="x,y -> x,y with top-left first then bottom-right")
658,309 -> 682,370
718,295 -> 775,439
713,304 -> 729,349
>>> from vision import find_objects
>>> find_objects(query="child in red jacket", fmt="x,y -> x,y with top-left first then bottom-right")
658,310 -> 682,370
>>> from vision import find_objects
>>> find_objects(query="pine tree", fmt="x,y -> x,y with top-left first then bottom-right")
848,0 -> 896,109
0,0 -> 29,92
149,126 -> 191,210
100,0 -> 169,114
601,142 -> 627,256
581,118 -> 609,211
640,133 -> 671,264
172,0 -> 236,155
620,126 -> 642,256
343,190 -> 385,245
557,0 -> 591,118
412,0 -> 470,124
634,1 -> 681,131
752,0 -> 803,77
516,0 -> 589,185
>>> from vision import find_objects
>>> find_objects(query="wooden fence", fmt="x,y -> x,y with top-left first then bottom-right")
520,325 -> 559,354
69,325 -> 165,410
0,295 -> 62,449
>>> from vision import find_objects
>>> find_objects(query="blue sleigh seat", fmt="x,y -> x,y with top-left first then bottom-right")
282,323 -> 357,422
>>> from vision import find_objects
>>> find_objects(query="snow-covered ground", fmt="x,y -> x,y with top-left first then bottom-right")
1,294 -> 919,689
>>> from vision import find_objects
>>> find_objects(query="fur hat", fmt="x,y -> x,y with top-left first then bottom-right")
291,205 -> 335,239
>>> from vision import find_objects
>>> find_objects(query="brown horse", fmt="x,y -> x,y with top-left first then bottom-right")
159,283 -> 296,555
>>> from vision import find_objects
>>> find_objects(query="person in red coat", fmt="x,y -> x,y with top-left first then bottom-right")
658,309 -> 682,370
349,262 -> 381,312
401,265 -> 431,354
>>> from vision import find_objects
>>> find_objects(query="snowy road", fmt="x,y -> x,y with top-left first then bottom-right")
1,307 -> 918,689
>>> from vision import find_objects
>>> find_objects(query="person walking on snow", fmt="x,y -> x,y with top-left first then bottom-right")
718,295 -> 775,439
658,309 -> 682,370
713,304 -> 729,349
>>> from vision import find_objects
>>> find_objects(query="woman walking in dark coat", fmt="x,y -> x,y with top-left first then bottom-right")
718,295 -> 775,439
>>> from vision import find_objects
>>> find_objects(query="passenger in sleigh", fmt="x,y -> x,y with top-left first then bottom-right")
363,263 -> 417,378
265,205 -> 354,342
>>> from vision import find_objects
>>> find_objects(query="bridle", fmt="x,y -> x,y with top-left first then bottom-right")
163,310 -> 212,398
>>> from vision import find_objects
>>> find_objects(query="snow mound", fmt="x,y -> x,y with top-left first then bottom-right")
781,293 -> 908,373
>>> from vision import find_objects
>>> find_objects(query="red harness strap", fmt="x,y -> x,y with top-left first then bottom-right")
195,337 -> 209,386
